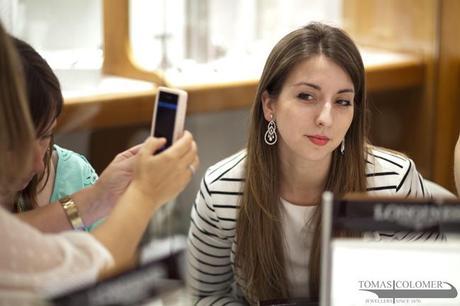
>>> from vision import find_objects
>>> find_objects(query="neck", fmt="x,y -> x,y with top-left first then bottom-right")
279,151 -> 331,206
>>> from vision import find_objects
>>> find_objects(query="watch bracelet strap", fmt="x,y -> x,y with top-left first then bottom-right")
59,196 -> 86,231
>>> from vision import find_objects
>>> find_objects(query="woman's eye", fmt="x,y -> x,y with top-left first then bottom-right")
336,99 -> 352,106
297,93 -> 313,101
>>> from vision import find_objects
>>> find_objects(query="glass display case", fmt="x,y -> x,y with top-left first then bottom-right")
129,0 -> 343,85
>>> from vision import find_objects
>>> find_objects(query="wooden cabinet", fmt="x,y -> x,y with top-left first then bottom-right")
344,0 -> 459,191
433,0 -> 460,191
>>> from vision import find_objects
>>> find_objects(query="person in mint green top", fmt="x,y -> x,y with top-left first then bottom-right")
8,37 -> 103,232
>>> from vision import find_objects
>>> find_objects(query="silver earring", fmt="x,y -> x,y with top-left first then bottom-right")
340,138 -> 345,155
264,116 -> 277,145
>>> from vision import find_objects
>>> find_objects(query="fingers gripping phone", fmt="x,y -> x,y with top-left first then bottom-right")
150,87 -> 188,151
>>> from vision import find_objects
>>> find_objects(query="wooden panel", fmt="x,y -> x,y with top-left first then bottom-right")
432,0 -> 460,191
102,0 -> 164,84
58,91 -> 156,132
343,0 -> 437,54
185,81 -> 258,113
365,59 -> 425,92
343,0 -> 438,179
368,89 -> 430,176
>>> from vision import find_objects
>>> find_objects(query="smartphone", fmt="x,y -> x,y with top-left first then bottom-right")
150,87 -> 188,151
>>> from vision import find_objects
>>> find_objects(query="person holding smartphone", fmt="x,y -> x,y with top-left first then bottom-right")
186,22 -> 434,305
0,22 -> 199,304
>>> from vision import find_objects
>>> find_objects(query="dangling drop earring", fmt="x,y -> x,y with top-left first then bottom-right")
340,138 -> 345,155
264,115 -> 277,145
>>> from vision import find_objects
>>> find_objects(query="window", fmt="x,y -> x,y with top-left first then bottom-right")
2,0 -> 103,70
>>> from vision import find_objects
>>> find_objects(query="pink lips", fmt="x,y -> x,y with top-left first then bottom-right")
307,135 -> 330,146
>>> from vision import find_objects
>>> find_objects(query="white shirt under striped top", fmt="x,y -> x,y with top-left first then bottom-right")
186,147 -> 435,305
280,198 -> 316,298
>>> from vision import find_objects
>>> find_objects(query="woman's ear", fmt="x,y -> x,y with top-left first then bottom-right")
261,90 -> 276,121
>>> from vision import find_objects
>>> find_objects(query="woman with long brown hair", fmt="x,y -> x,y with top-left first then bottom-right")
187,22 -> 432,304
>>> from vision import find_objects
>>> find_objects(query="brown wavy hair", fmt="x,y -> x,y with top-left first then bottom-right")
235,22 -> 368,303
12,38 -> 63,212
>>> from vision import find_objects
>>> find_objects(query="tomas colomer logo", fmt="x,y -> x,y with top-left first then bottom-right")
359,280 -> 457,302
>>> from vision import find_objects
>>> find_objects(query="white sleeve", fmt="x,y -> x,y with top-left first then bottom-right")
0,208 -> 113,300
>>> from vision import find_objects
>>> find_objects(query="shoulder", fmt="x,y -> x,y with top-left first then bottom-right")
53,145 -> 98,189
365,146 -> 423,195
54,144 -> 92,167
366,146 -> 413,173
203,149 -> 247,188
198,150 -> 246,208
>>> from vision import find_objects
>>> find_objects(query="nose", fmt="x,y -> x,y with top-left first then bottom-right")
316,101 -> 333,127
32,141 -> 46,175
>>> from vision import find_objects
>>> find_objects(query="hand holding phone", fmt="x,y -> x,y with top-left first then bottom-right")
150,87 -> 188,151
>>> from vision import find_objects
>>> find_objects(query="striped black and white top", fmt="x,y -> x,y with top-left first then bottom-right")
186,147 -> 432,305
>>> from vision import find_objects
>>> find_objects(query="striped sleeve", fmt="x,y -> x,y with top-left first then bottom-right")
395,158 -> 430,199
367,148 -> 442,241
186,178 -> 242,305
366,149 -> 430,198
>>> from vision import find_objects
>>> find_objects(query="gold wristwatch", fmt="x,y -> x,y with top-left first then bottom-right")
59,196 -> 86,231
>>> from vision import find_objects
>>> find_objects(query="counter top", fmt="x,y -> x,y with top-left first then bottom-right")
58,48 -> 425,132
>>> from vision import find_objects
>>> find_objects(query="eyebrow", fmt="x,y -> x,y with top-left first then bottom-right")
293,82 -> 354,94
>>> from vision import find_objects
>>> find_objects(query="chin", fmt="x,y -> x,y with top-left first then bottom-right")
304,154 -> 330,162
301,148 -> 333,162
282,140 -> 334,162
